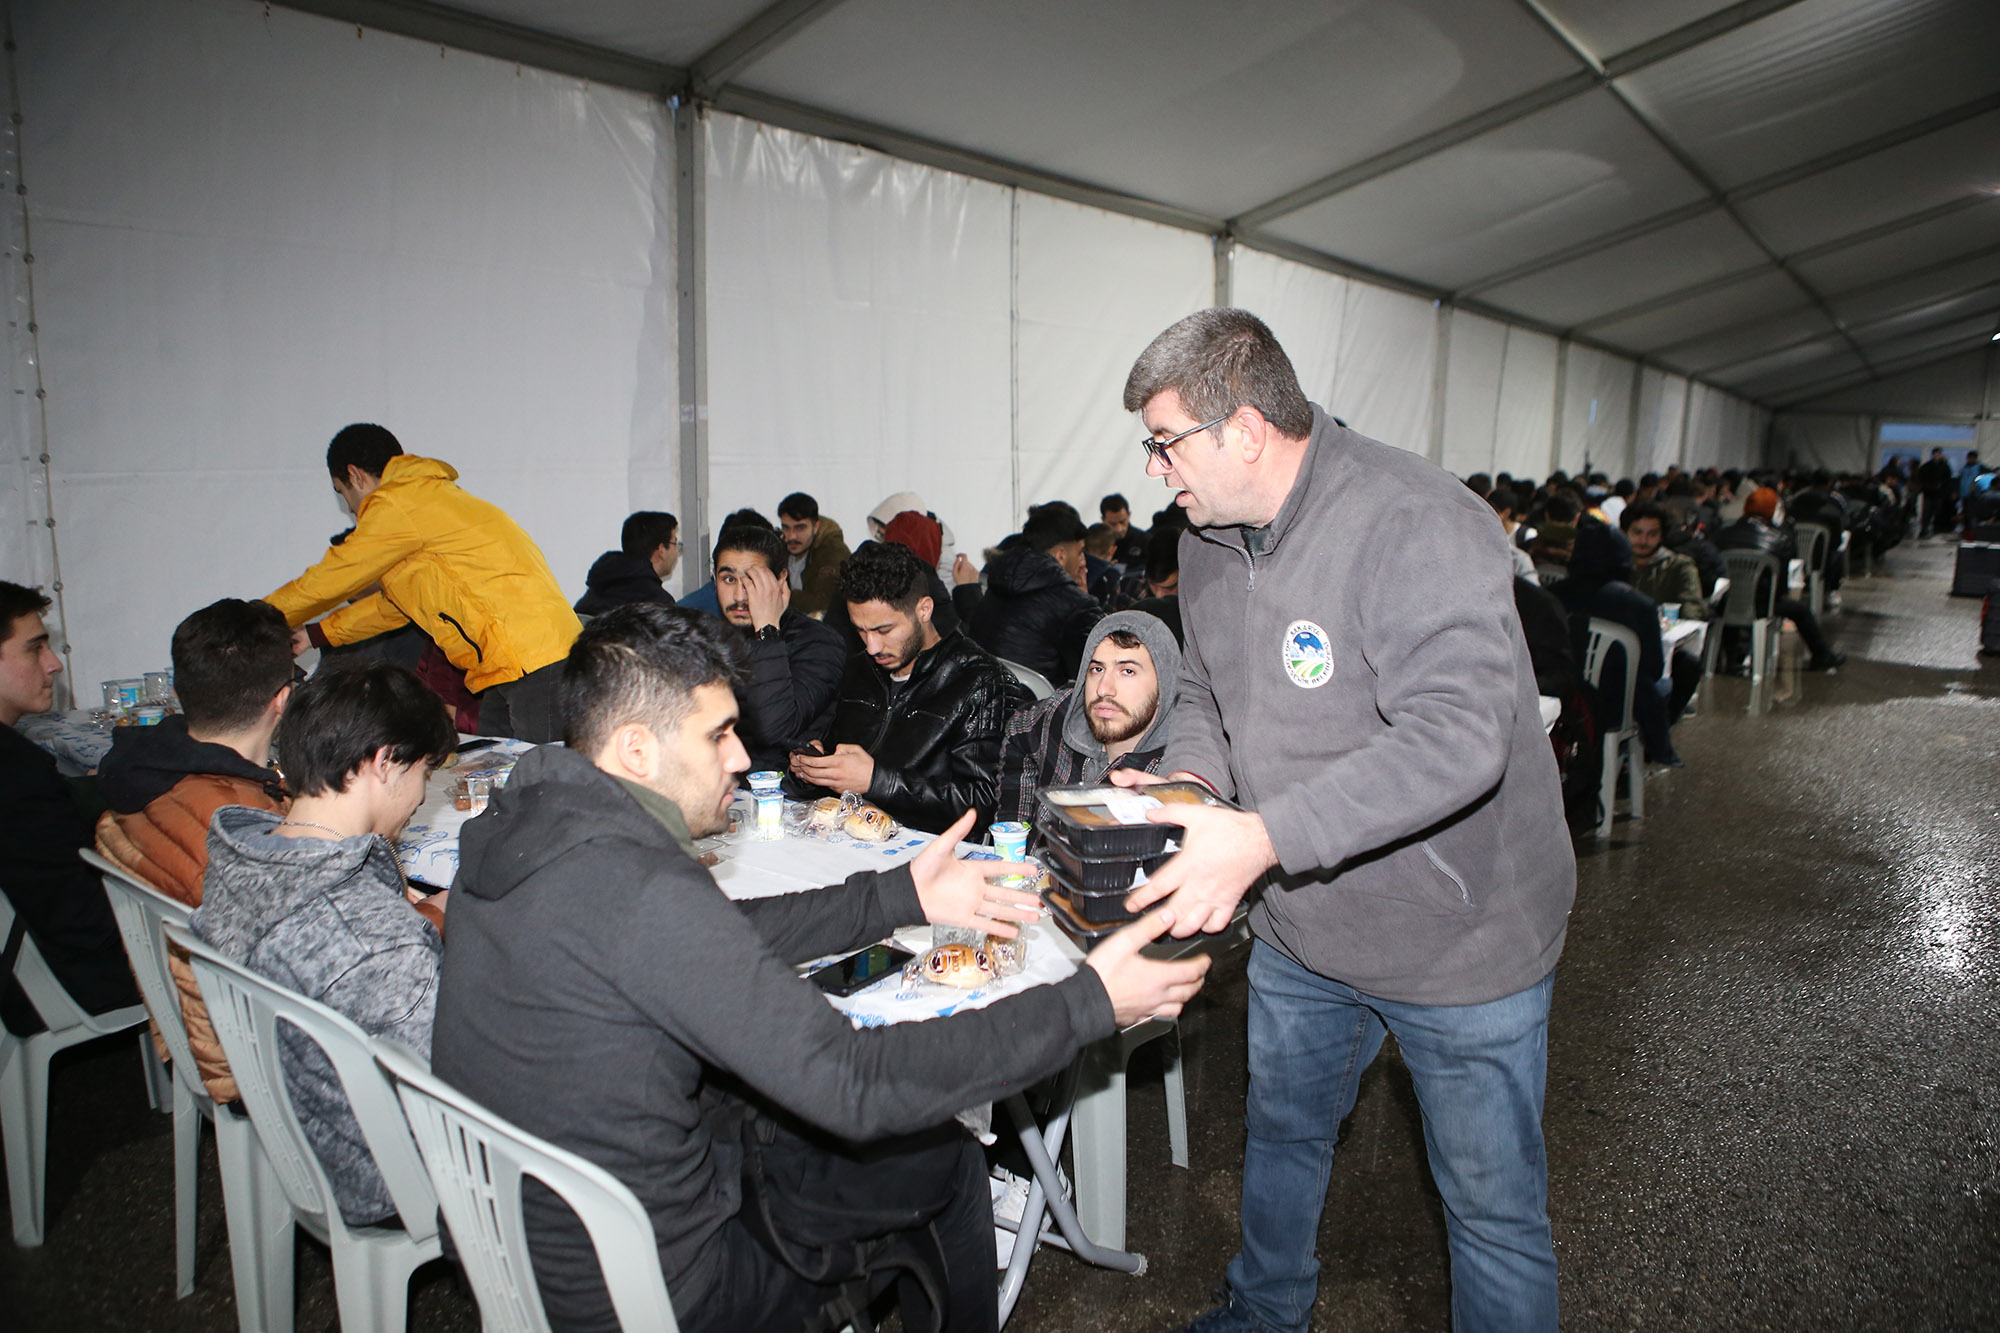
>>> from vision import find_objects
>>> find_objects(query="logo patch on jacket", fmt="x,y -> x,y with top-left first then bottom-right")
1282,620 -> 1333,688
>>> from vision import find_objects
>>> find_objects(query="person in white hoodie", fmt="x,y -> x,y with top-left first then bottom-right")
868,491 -> 958,584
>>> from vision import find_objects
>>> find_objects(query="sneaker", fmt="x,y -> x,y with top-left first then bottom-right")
1805,650 -> 1847,672
991,1168 -> 1032,1227
1826,591 -> 1843,610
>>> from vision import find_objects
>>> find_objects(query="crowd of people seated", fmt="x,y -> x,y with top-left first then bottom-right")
6,393 -> 1968,1329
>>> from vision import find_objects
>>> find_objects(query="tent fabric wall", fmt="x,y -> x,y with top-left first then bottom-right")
1335,282 -> 1439,454
1439,312 -> 1510,479
1633,368 -> 1690,477
1013,194 -> 1212,536
1771,413 -> 1875,474
703,112 -> 1013,562
1492,327 -> 1560,482
14,0 -> 675,687
1557,344 -> 1636,480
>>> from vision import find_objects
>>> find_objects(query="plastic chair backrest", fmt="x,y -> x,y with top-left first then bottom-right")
164,923 -> 439,1242
998,658 -> 1056,702
1718,550 -> 1781,624
85,851 -> 202,1086
376,1042 -> 679,1333
1795,523 -> 1830,575
1581,618 -> 1641,735
0,891 -> 96,1033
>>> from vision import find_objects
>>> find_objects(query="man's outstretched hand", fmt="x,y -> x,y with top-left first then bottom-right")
908,809 -> 1042,940
1083,909 -> 1213,1026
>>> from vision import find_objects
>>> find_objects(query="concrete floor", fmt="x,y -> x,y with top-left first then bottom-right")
7,537 -> 1998,1331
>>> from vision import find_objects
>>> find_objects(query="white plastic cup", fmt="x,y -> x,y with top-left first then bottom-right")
134,705 -> 165,726
989,821 -> 1029,860
746,770 -> 784,795
754,792 -> 783,840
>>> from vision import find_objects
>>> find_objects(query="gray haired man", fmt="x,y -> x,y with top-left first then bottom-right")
1114,309 -> 1575,1333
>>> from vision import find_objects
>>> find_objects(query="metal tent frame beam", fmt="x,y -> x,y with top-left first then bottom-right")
1768,340 -> 2000,411
690,0 -> 852,100
1230,0 -> 1810,232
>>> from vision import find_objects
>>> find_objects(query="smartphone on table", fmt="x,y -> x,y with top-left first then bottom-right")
807,943 -> 914,997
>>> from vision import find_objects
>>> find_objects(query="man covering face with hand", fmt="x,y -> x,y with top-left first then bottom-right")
711,522 -> 845,772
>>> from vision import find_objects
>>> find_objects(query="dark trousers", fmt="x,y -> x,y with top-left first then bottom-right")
687,1131 -> 998,1333
480,660 -> 566,743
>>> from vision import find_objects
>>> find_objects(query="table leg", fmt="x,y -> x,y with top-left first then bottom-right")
1069,1039 -> 1128,1250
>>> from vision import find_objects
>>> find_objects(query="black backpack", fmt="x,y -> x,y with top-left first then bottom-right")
1982,580 -> 2000,657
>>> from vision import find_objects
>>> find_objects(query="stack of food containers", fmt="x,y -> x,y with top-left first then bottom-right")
1032,781 -> 1234,944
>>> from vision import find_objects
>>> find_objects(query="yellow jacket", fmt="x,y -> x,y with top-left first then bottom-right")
266,455 -> 580,692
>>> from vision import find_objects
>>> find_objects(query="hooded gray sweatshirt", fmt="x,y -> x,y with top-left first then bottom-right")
194,804 -> 441,1225
995,609 -> 1182,824
1166,405 -> 1574,1005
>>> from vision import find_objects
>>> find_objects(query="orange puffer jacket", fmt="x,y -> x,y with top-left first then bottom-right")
95,773 -> 286,1104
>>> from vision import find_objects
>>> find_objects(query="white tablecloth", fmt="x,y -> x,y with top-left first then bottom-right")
1664,618 -> 1707,659
19,708 -> 118,776
396,739 -> 539,887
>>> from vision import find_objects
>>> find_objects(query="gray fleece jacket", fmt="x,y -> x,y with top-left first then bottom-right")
1167,405 -> 1574,1005
194,804 -> 441,1225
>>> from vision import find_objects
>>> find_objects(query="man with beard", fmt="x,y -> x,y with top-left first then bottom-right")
776,492 -> 850,619
710,522 -> 845,771
996,611 -> 1179,823
790,541 -> 1017,834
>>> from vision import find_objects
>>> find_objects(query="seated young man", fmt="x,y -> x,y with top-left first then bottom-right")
96,598 -> 294,1102
965,505 -> 1102,684
574,510 -> 679,616
792,542 -> 1019,834
431,603 -> 1208,1333
996,611 -> 1179,825
193,658 -> 455,1225
711,522 -> 846,772
0,581 -> 137,1033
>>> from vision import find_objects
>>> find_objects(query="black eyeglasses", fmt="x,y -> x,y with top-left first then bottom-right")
1139,411 -> 1233,465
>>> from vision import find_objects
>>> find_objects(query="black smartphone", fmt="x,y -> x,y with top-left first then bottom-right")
454,738 -> 498,755
807,943 -> 914,998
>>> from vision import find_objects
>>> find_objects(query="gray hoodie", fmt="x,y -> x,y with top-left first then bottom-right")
995,610 -> 1181,823
194,804 -> 441,1225
1167,405 -> 1574,1005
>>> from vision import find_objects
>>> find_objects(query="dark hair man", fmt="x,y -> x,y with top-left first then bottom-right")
966,504 -> 1102,683
575,511 -> 680,616
1129,533 -> 1184,645
1486,487 -> 1538,580
1916,447 -> 1956,536
776,492 -> 852,619
431,602 -> 1208,1332
265,423 -> 581,742
0,582 -> 140,1034
193,658 -> 454,1224
1115,308 -> 1572,1333
997,611 -> 1180,824
95,598 -> 295,1102
1551,524 -> 1681,766
1099,492 -> 1149,569
710,522 -> 846,771
793,542 -> 1018,833
1715,488 -> 1845,671
1621,502 -> 1704,621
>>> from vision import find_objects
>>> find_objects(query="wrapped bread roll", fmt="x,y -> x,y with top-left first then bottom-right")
843,805 -> 896,842
808,797 -> 845,831
914,943 -> 993,989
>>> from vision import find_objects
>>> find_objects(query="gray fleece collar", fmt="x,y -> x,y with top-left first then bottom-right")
1060,609 -> 1182,764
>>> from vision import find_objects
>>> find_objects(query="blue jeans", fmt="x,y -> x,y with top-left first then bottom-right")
1226,941 -> 1558,1332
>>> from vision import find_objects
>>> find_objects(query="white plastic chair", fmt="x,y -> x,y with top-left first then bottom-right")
89,850 -> 295,1324
375,1041 -> 681,1333
1581,618 -> 1643,840
1706,550 -> 1784,686
1795,523 -> 1832,617
997,658 -> 1056,702
167,923 -> 441,1333
1,890 -> 151,1247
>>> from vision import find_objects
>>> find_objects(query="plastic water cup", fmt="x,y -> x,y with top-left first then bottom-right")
754,792 -> 783,840
989,822 -> 1029,860
115,679 -> 144,712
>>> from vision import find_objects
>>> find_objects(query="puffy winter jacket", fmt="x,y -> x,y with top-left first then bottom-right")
266,455 -> 580,691
574,551 -> 673,617
95,717 -> 287,1104
966,546 -> 1101,683
805,628 -> 1022,834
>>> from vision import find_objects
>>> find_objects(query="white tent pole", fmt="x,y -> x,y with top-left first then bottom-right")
1624,358 -> 1645,481
673,99 -> 710,578
1428,305 -> 1452,467
1212,234 -> 1232,309
1549,340 -> 1569,477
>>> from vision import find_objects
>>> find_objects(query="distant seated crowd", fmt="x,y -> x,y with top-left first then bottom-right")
0,424 -> 1209,1331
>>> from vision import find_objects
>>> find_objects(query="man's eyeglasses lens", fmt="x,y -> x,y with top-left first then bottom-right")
1141,412 -> 1233,464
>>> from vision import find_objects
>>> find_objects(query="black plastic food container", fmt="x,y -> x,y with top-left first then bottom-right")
1034,781 -> 1231,859
1043,862 -> 1145,925
1035,834 -> 1176,893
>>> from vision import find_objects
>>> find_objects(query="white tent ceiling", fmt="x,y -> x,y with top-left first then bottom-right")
282,0 -> 2000,416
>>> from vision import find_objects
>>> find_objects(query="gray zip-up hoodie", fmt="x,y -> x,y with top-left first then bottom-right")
194,804 -> 441,1225
1167,405 -> 1574,1005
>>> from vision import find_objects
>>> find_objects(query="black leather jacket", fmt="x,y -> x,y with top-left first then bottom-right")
1716,515 -> 1796,564
966,546 -> 1102,683
804,628 -> 1022,835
